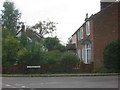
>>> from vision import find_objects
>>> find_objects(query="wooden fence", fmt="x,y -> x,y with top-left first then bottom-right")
2,63 -> 94,74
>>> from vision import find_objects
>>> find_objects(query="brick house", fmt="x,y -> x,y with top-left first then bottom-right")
69,0 -> 119,71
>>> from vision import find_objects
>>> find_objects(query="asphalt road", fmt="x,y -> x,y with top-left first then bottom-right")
2,76 -> 119,88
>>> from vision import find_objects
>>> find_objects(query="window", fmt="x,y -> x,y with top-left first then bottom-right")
77,27 -> 83,41
82,43 -> 91,64
77,30 -> 80,41
86,21 -> 90,36
80,27 -> 83,39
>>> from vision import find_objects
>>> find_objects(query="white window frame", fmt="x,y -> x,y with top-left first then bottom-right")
86,21 -> 90,36
82,43 -> 91,64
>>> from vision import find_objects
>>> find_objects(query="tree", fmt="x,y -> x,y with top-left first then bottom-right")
17,42 -> 46,65
103,40 -> 120,72
44,37 -> 66,52
26,26 -> 41,42
2,35 -> 21,65
32,20 -> 57,38
1,1 -> 21,36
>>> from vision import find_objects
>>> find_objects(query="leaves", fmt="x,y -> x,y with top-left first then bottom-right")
44,37 -> 66,52
2,35 -> 21,65
1,1 -> 21,36
103,40 -> 120,72
32,20 -> 57,38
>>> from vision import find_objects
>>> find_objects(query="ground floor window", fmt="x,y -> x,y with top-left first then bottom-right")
82,43 -> 91,64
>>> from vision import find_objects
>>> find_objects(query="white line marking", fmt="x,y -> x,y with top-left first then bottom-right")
6,84 -> 11,86
21,85 -> 26,88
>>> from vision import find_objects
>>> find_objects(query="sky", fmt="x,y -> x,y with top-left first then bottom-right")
0,0 -> 100,44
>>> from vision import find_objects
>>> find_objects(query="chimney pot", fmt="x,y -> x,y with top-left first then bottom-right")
85,13 -> 88,21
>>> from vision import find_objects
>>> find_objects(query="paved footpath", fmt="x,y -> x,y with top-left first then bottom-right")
2,76 -> 119,88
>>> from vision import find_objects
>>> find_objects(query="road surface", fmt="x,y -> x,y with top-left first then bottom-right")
2,76 -> 119,88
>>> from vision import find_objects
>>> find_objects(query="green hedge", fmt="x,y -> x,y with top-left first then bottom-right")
103,40 -> 120,73
60,52 -> 80,73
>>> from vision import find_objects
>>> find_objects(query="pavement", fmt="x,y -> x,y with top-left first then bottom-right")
2,73 -> 120,77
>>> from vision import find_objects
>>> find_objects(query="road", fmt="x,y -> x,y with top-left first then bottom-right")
2,76 -> 119,88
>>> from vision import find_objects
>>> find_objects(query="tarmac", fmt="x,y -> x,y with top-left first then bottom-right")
2,73 -> 120,77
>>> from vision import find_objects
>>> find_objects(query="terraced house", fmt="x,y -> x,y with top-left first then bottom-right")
69,0 -> 119,71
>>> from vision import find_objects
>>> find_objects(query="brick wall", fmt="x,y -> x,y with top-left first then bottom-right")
93,2 -> 119,70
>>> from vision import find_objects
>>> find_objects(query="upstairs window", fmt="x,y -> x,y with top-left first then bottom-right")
77,30 -> 80,41
86,21 -> 90,36
80,27 -> 83,39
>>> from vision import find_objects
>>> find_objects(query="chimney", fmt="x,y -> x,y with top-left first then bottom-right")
85,13 -> 88,21
100,0 -> 117,10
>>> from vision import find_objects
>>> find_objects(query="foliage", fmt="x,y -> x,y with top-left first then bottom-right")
41,50 -> 62,73
2,35 -> 21,65
19,27 -> 28,47
60,51 -> 80,72
61,52 -> 80,65
32,20 -> 57,38
103,40 -> 120,72
95,67 -> 112,73
18,42 -> 46,65
26,26 -> 41,42
44,37 -> 66,52
1,1 -> 80,74
1,1 -> 21,36
43,50 -> 62,64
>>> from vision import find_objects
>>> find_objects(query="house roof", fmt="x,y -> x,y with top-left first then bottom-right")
71,1 -> 119,37
71,14 -> 94,37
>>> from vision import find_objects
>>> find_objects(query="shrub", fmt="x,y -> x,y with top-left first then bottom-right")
43,50 -> 62,64
60,51 -> 80,72
42,50 -> 62,73
95,67 -> 113,73
103,40 -> 120,72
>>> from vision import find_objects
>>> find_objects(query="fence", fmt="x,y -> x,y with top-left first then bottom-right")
2,63 -> 94,74
79,62 -> 94,73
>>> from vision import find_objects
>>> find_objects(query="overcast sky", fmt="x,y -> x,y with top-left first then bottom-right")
0,0 -> 100,44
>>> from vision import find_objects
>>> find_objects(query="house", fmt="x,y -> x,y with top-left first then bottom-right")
66,33 -> 77,54
69,0 -> 119,71
16,23 -> 42,42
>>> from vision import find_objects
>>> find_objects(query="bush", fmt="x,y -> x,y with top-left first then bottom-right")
95,67 -> 113,73
60,51 -> 80,72
103,40 -> 120,72
18,42 -> 45,65
43,50 -> 62,64
2,35 -> 21,65
42,50 -> 62,73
